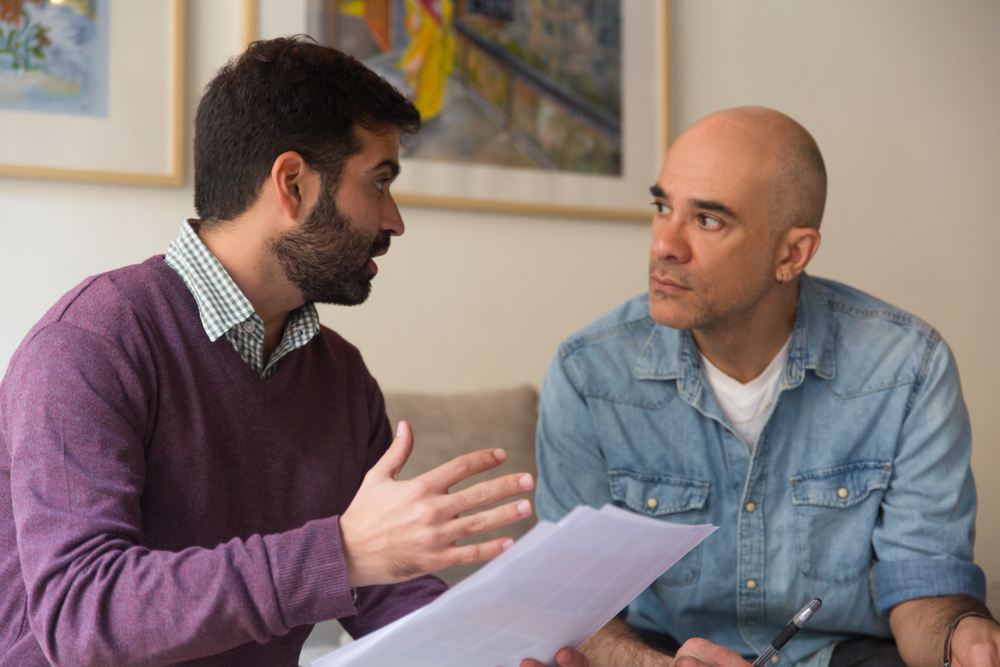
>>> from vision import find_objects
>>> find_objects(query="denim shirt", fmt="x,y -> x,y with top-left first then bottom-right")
536,275 -> 984,667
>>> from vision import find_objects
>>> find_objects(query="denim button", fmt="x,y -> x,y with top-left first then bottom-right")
745,502 -> 756,513
647,497 -> 658,509
837,487 -> 849,499
746,579 -> 757,590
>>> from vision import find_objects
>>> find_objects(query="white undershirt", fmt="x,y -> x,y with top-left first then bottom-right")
699,334 -> 792,453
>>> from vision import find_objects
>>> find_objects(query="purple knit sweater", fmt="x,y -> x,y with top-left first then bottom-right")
0,257 -> 446,666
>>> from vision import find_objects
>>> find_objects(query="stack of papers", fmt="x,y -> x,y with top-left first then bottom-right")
314,504 -> 716,667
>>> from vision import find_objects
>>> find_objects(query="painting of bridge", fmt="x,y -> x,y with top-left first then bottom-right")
309,0 -> 621,175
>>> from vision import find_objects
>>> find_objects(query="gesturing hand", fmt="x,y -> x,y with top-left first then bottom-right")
339,421 -> 535,587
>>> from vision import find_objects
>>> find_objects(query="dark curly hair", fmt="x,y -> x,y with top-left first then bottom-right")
193,36 -> 420,222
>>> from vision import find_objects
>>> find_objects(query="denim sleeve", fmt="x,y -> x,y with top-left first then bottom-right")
872,338 -> 985,614
535,349 -> 614,523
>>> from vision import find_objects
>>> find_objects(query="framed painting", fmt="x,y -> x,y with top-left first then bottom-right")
246,0 -> 667,220
0,0 -> 185,186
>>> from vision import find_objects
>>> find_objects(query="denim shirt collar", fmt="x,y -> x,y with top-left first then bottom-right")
633,274 -> 837,401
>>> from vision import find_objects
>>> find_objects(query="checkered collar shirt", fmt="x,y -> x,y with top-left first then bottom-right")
164,220 -> 320,379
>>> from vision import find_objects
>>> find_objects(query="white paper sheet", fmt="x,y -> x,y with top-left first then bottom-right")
313,505 -> 717,667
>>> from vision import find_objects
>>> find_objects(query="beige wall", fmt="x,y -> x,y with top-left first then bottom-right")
1,1 -> 998,580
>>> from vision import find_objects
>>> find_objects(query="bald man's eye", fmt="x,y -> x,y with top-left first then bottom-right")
653,202 -> 670,215
375,178 -> 387,192
698,214 -> 722,230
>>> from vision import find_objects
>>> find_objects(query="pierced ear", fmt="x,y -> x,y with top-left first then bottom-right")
270,152 -> 312,221
776,227 -> 821,282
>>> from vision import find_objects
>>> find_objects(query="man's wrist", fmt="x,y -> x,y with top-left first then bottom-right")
943,611 -> 996,666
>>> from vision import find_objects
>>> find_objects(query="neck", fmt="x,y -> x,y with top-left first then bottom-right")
692,280 -> 800,383
196,215 -> 303,358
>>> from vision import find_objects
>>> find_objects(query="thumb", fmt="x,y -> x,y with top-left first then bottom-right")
371,421 -> 414,481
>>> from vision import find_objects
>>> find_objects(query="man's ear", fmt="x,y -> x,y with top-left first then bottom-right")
775,227 -> 821,283
269,151 -> 319,223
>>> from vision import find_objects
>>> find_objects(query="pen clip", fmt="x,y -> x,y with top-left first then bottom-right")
792,598 -> 822,627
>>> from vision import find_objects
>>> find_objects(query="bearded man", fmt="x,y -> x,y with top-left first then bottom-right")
0,37 -> 558,666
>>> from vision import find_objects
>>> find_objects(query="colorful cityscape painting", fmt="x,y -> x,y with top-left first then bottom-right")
310,0 -> 621,175
0,0 -> 108,116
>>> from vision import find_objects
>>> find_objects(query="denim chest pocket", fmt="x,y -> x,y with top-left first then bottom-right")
608,470 -> 710,586
790,461 -> 891,584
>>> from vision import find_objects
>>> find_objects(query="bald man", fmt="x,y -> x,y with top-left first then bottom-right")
531,108 -> 999,667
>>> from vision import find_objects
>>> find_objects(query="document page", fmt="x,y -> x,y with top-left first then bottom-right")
314,504 -> 716,667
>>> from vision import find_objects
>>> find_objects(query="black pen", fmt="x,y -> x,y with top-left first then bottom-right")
751,599 -> 822,667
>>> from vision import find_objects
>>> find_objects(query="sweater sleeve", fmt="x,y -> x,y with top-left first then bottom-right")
4,322 -> 357,667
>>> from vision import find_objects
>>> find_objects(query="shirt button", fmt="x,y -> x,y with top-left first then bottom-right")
241,321 -> 256,333
771,656 -> 780,665
745,502 -> 756,513
647,498 -> 658,509
746,579 -> 757,590
837,487 -> 849,499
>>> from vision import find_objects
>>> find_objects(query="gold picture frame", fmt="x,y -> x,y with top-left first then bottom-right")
0,0 -> 186,186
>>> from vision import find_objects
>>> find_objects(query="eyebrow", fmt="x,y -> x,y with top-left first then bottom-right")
691,199 -> 737,219
370,159 -> 400,179
650,185 -> 738,220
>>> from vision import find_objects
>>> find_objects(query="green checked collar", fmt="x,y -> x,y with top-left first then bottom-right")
165,220 -> 320,379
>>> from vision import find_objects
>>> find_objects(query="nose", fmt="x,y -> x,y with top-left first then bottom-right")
651,216 -> 691,264
380,194 -> 405,237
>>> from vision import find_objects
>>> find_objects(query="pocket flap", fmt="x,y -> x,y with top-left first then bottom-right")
790,461 -> 892,508
608,470 -> 710,516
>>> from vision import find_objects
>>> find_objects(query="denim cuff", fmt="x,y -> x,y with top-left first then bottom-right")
873,558 -> 986,615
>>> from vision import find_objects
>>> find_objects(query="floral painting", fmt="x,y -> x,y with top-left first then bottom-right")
310,0 -> 621,175
0,0 -> 108,116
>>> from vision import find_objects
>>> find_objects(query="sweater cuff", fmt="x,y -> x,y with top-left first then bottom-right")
265,515 -> 356,628
873,558 -> 986,615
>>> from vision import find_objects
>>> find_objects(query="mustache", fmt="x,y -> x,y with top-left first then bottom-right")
369,232 -> 390,258
649,260 -> 692,287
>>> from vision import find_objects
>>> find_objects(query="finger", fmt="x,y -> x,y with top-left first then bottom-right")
676,638 -> 752,667
415,448 -> 508,492
446,498 -> 533,541
555,647 -> 590,667
438,535 -> 515,569
519,661 -> 544,667
369,421 -> 414,481
674,657 -> 710,667
445,472 -> 535,515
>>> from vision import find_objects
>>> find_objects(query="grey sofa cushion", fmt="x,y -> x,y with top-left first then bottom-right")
385,385 -> 540,587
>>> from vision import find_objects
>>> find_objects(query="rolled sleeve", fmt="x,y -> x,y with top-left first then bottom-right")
873,558 -> 985,615
872,338 -> 982,612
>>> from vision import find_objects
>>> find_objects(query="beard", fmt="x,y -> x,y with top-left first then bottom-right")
269,186 -> 389,306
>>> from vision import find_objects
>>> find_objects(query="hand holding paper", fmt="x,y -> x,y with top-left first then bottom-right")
520,647 -> 591,667
340,421 -> 536,586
